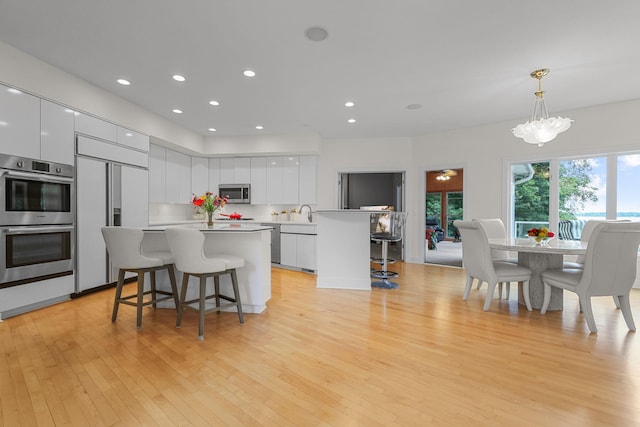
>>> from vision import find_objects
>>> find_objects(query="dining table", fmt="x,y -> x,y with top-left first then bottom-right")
488,238 -> 587,310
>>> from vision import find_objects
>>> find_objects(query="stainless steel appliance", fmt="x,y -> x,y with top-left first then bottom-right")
0,225 -> 74,287
0,154 -> 75,288
218,184 -> 251,204
0,154 -> 74,225
261,223 -> 280,264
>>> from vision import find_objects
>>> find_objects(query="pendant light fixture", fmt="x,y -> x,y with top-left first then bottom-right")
512,68 -> 573,147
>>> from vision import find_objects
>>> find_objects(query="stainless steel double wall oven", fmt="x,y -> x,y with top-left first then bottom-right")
0,154 -> 75,288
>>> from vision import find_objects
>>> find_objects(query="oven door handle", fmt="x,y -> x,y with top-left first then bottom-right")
5,226 -> 75,234
3,170 -> 74,184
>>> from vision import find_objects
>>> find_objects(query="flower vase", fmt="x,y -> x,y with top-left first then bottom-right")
207,211 -> 214,227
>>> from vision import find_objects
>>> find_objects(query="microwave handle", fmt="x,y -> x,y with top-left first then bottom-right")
3,170 -> 74,184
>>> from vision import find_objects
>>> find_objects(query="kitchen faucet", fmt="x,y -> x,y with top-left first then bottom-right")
299,204 -> 313,222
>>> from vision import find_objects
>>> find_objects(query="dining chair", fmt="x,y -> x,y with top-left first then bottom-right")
541,221 -> 640,333
562,219 -> 631,308
165,227 -> 245,340
474,218 -> 517,299
454,220 -> 533,311
101,227 -> 180,330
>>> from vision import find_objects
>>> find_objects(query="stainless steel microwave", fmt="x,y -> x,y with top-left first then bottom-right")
218,184 -> 251,204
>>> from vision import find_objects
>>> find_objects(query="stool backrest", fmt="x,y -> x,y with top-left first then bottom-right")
101,227 -> 163,269
165,227 -> 226,274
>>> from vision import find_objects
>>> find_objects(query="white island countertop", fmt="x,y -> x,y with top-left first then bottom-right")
144,223 -> 274,232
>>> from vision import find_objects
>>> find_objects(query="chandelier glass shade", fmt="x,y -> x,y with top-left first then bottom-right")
512,69 -> 573,147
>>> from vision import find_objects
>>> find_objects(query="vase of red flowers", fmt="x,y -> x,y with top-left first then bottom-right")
192,192 -> 228,226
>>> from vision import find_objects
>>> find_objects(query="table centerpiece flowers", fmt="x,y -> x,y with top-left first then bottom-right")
526,226 -> 555,245
192,192 -> 228,226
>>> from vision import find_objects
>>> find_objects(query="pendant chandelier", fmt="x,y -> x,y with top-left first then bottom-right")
512,68 -> 573,147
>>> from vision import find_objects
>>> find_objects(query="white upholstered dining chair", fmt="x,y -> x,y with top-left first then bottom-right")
101,227 -> 180,330
454,220 -> 533,311
165,227 -> 245,340
541,221 -> 640,333
474,218 -> 517,299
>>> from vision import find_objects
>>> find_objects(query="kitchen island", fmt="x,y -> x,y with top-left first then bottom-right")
316,209 -> 379,290
142,223 -> 272,313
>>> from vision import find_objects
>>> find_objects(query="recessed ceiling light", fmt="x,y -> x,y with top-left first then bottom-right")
7,88 -> 22,94
344,101 -> 355,107
173,74 -> 186,82
406,103 -> 423,110
209,100 -> 220,106
347,118 -> 356,123
208,128 -> 217,132
116,78 -> 130,86
172,109 -> 183,114
125,132 -> 133,137
255,125 -> 264,130
305,26 -> 329,42
243,70 -> 256,77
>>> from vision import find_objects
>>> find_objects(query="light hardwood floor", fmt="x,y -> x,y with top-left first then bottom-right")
2,263 -> 640,426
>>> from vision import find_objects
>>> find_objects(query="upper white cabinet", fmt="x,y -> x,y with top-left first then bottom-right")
266,157 -> 284,204
220,157 -> 251,184
282,156 -> 299,204
74,112 -> 118,142
0,84 -> 40,159
191,157 -> 209,196
117,127 -> 149,152
40,100 -> 75,165
209,158 -> 221,194
298,155 -> 317,205
250,157 -> 267,204
149,144 -> 167,202
266,156 -> 300,204
165,149 -> 191,203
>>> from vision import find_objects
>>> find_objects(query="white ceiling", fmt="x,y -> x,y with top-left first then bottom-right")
1,1 -> 640,140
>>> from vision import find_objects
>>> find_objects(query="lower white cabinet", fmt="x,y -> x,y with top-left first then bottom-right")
280,224 -> 317,271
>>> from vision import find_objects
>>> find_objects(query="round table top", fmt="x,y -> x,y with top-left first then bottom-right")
488,238 -> 587,255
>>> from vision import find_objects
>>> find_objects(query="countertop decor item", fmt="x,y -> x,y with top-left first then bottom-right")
527,226 -> 555,244
192,192 -> 228,226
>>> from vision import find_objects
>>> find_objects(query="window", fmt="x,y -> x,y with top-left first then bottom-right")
510,152 -> 639,239
617,154 -> 640,221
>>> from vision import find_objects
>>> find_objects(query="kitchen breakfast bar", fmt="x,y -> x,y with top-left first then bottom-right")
141,223 -> 272,313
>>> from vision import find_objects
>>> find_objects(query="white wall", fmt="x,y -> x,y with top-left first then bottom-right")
0,41 -> 203,152
202,133 -> 321,156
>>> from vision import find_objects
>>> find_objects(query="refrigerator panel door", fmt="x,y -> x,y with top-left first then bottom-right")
76,156 -> 108,292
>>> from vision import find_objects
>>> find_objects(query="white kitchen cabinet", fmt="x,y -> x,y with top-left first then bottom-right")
282,156 -> 299,204
0,83 -> 40,159
266,157 -> 284,204
280,224 -> 317,271
250,157 -> 267,204
121,166 -> 149,227
76,156 -> 108,293
74,112 -> 118,142
165,149 -> 191,203
280,233 -> 297,267
191,157 -> 209,196
40,99 -> 75,165
298,155 -> 317,205
209,158 -> 221,194
220,157 -> 251,184
149,144 -> 166,202
117,127 -> 149,152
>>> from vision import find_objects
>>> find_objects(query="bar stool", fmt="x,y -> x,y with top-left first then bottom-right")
370,211 -> 407,289
165,227 -> 245,340
101,227 -> 180,330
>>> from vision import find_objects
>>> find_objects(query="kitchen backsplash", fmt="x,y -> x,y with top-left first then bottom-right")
149,202 -> 316,224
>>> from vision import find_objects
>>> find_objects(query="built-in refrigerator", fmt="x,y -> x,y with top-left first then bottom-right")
75,136 -> 149,294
